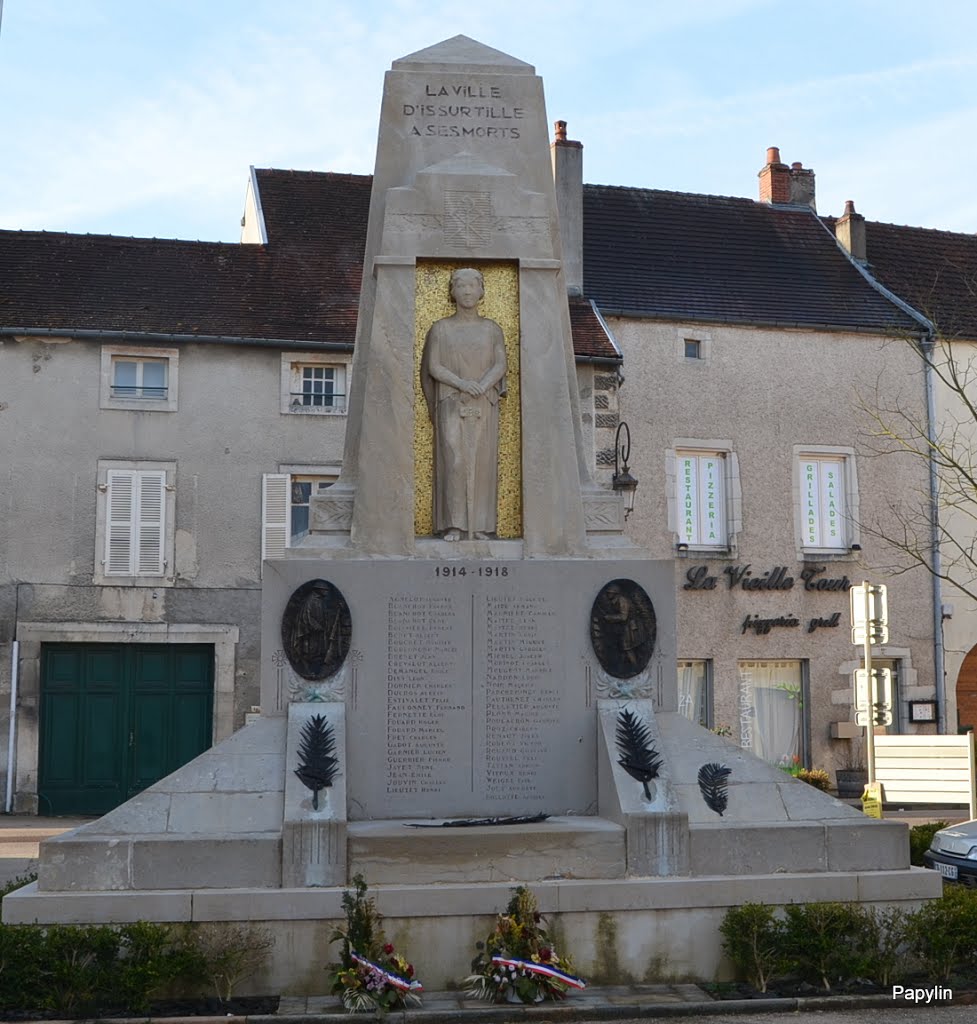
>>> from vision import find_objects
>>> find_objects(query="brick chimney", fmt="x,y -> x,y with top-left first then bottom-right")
758,147 -> 790,204
758,148 -> 816,209
835,199 -> 867,262
789,162 -> 816,210
551,120 -> 584,296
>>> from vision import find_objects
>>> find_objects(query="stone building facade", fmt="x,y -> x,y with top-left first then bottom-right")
0,136 -> 961,814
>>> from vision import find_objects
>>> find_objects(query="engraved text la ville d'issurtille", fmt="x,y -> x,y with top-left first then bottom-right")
402,82 -> 524,139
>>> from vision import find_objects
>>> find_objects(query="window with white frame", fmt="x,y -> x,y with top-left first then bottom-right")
797,451 -> 854,551
262,471 -> 338,566
675,450 -> 728,548
280,353 -> 349,414
95,461 -> 176,583
737,660 -> 805,766
100,346 -> 179,411
678,660 -> 711,727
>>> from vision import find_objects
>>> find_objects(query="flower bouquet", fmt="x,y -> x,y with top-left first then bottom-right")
327,874 -> 422,1014
464,886 -> 586,1004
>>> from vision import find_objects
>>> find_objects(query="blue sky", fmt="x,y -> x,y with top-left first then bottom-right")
2,0 -> 976,241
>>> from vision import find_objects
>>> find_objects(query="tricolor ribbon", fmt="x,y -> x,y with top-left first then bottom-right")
350,951 -> 423,992
490,955 -> 587,989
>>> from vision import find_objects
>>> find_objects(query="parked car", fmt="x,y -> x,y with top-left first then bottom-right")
923,820 -> 977,884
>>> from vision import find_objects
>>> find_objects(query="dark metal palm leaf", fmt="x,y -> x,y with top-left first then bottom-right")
294,713 -> 339,810
698,762 -> 732,816
615,708 -> 662,800
406,814 -> 550,828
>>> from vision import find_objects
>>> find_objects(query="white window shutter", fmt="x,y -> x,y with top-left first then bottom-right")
262,474 -> 290,564
106,471 -> 136,574
136,471 -> 167,574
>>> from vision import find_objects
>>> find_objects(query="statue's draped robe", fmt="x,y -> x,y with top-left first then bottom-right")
421,315 -> 507,535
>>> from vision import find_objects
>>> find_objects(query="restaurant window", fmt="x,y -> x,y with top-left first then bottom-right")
737,660 -> 806,766
678,660 -> 711,727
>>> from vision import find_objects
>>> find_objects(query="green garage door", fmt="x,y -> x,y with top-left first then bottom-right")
39,643 -> 214,815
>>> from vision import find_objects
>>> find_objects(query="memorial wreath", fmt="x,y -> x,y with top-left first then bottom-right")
327,874 -> 422,1014
464,885 -> 586,1004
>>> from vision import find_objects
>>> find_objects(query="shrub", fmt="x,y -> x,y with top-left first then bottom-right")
906,885 -> 977,982
910,821 -> 949,867
0,923 -> 46,1011
0,920 -> 217,1016
797,768 -> 831,792
0,870 -> 37,899
190,923 -> 275,1003
782,902 -> 869,990
718,903 -> 786,993
115,921 -> 207,1013
39,923 -> 121,1016
857,906 -> 910,988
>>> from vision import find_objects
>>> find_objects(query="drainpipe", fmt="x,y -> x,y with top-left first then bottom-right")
5,640 -> 18,814
922,332 -> 948,733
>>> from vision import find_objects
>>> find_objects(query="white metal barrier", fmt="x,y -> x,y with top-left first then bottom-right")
875,733 -> 976,819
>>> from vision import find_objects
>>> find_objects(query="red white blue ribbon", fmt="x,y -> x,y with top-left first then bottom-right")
350,951 -> 423,992
491,955 -> 587,989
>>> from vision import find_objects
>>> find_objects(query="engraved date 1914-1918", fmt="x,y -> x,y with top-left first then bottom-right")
434,565 -> 509,578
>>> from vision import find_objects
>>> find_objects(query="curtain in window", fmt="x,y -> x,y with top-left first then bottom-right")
737,661 -> 802,765
677,660 -> 708,726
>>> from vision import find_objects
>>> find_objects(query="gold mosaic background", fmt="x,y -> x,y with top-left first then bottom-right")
414,261 -> 522,538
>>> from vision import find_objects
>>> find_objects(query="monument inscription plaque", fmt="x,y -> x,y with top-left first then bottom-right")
263,557 -> 675,819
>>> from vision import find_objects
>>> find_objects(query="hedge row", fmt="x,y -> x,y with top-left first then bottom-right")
721,887 -> 977,991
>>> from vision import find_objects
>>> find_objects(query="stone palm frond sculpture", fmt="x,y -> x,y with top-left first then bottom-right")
294,713 -> 339,810
615,708 -> 662,800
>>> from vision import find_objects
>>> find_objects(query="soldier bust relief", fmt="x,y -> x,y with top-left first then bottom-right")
421,268 -> 507,540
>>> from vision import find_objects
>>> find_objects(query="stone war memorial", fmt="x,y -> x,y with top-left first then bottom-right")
4,35 -> 939,994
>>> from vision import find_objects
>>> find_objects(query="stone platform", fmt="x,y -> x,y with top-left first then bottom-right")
348,816 -> 626,884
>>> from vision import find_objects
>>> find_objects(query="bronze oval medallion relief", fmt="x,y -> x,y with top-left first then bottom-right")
590,578 -> 657,679
281,579 -> 352,681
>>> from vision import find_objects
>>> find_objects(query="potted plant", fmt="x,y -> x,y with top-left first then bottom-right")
835,740 -> 868,798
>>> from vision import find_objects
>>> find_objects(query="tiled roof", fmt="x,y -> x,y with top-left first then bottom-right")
862,221 -> 977,340
0,170 -> 618,358
568,297 -> 619,360
253,169 -> 621,359
254,169 -> 371,252
582,185 -> 920,334
0,229 -> 357,346
1,170 -> 924,354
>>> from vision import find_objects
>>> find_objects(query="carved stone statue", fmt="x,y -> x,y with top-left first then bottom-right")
421,268 -> 507,540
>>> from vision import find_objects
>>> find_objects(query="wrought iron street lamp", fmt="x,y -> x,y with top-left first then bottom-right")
612,421 -> 639,520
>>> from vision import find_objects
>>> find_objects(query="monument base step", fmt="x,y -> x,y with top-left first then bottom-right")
3,869 -> 942,994
347,815 -> 626,883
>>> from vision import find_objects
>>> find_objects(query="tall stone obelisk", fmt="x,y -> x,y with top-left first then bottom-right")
263,35 -> 675,824
310,35 -> 595,556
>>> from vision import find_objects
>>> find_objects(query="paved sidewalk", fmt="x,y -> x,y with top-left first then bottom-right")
0,815 -> 91,887
279,983 -> 713,1019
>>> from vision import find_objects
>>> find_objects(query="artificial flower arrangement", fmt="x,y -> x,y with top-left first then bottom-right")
327,874 -> 422,1015
464,885 -> 586,1004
